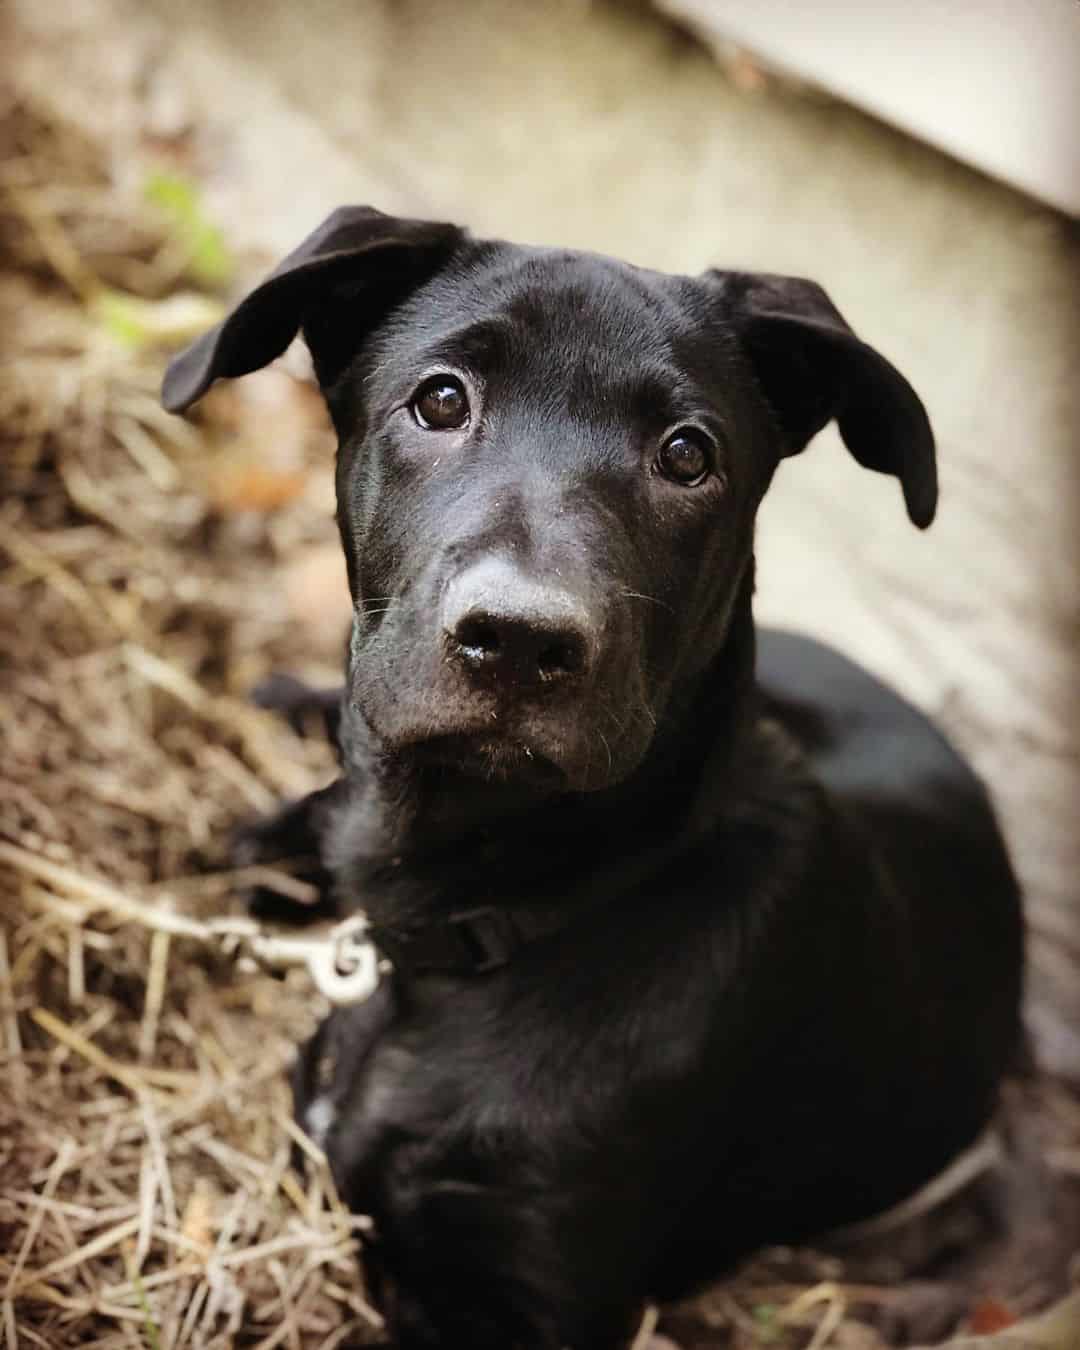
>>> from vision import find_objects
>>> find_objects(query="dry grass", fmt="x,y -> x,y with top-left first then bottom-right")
1,92 -> 1077,1350
0,95 -> 380,1349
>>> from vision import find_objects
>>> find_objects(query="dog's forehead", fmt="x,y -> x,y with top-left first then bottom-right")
383,243 -> 705,375
472,245 -> 681,330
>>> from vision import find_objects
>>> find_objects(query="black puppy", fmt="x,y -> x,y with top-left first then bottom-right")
163,208 -> 1023,1349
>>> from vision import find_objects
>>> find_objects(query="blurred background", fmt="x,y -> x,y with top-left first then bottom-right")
3,2 -> 1079,1346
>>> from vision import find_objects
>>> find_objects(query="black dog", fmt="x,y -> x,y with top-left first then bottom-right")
163,207 -> 1023,1349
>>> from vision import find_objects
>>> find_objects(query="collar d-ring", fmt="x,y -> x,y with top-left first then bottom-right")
306,914 -> 385,1004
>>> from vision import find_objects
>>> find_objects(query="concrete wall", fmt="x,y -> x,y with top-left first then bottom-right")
658,0 -> 1080,215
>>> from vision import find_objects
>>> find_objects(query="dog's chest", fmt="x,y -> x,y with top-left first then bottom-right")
306,929 -> 725,1216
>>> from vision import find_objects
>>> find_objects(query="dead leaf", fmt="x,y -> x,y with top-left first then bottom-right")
208,461 -> 309,513
178,1177 -> 215,1253
283,543 -> 352,656
968,1299 -> 1018,1334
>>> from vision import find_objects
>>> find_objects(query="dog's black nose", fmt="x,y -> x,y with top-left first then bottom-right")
444,561 -> 595,689
452,610 -> 589,684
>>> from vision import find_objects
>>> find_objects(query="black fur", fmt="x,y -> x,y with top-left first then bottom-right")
164,208 -> 1022,1349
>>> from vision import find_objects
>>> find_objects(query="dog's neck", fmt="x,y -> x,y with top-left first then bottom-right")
329,574 -> 763,927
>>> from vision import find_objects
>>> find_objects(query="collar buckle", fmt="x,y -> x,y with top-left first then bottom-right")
371,905 -> 525,976
444,906 -> 523,973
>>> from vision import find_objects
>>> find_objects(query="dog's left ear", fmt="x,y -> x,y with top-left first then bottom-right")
715,271 -> 937,528
161,206 -> 465,414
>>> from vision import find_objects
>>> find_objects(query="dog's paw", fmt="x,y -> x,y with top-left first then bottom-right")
239,860 -> 338,925
251,671 -> 319,715
230,781 -> 347,923
230,814 -> 284,869
251,672 -> 343,743
231,779 -> 343,867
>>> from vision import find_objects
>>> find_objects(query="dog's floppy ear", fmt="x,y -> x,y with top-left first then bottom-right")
717,271 -> 937,528
161,206 -> 464,414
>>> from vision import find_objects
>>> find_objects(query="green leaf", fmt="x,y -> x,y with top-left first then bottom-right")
143,170 -> 233,289
95,288 -> 150,347
751,1302 -> 783,1344
93,287 -> 227,350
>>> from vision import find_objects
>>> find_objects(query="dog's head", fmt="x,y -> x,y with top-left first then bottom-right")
164,206 -> 935,793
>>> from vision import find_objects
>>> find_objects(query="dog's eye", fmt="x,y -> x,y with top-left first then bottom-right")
655,429 -> 713,486
411,375 -> 470,431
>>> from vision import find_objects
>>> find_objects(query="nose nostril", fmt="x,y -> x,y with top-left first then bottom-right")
456,618 -> 501,658
537,636 -> 585,680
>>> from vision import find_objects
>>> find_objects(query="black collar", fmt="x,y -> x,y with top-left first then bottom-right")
368,904 -> 555,976
362,721 -> 818,983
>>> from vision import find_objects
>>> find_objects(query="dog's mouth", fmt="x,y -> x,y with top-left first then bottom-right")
409,732 -> 568,787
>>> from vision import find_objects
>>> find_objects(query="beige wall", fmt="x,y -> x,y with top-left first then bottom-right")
660,0 -> 1080,216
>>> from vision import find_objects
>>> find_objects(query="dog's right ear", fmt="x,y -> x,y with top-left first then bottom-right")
161,206 -> 464,414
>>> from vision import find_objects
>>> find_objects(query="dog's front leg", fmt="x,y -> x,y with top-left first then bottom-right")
310,1095 -> 647,1348
379,1272 -> 645,1350
355,1158 -> 652,1350
291,985 -> 398,1156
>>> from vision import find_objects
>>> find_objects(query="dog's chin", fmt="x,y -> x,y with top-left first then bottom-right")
407,732 -> 571,790
355,689 -> 654,794
369,721 -> 641,794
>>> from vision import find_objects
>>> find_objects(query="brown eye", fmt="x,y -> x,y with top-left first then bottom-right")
656,429 -> 712,486
412,375 -> 469,430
